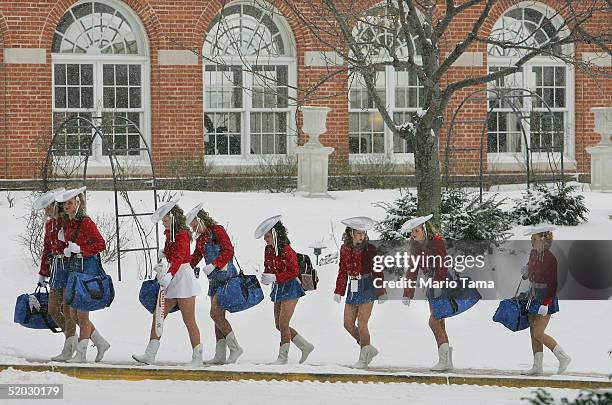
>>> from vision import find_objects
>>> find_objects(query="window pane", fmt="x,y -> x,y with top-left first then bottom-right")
54,64 -> 66,85
116,64 -> 128,85
81,87 -> 93,108
55,87 -> 66,108
81,65 -> 93,85
129,88 -> 141,108
129,65 -> 141,85
67,64 -> 80,85
67,87 -> 80,108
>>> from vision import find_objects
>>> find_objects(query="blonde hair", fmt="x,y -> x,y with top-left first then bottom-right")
411,222 -> 440,241
196,209 -> 217,230
532,231 -> 553,250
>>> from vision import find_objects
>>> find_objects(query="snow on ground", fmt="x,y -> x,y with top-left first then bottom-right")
0,185 -> 610,403
0,368 -> 581,405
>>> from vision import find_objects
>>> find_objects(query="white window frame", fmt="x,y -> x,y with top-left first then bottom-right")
487,2 -> 575,169
203,2 -> 297,166
348,3 -> 423,165
51,0 -> 151,171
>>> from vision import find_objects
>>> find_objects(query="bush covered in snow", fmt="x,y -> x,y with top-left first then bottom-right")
522,387 -> 612,405
375,188 -> 512,249
512,184 -> 588,226
441,189 -> 512,246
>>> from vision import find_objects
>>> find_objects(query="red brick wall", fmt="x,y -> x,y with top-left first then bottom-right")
0,0 -> 610,180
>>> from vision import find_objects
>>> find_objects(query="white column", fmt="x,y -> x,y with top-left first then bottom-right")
586,107 -> 612,192
297,106 -> 335,198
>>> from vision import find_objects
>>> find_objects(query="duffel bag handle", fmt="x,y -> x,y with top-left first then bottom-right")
83,278 -> 105,300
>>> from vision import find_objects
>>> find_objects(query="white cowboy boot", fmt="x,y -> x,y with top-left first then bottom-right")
204,339 -> 227,365
51,335 -> 77,362
352,346 -> 368,369
188,344 -> 203,367
521,352 -> 544,376
431,343 -> 452,371
363,345 -> 379,368
553,346 -> 571,374
225,332 -> 243,364
90,330 -> 110,362
292,334 -> 314,364
67,339 -> 89,363
270,343 -> 290,365
132,339 -> 160,365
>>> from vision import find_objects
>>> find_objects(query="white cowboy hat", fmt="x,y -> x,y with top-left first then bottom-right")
340,216 -> 377,231
54,186 -> 86,203
254,214 -> 282,239
151,198 -> 180,224
400,214 -> 433,234
185,202 -> 203,226
523,225 -> 557,236
32,187 -> 65,210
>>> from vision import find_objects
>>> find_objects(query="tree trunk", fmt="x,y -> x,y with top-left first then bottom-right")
414,113 -> 442,227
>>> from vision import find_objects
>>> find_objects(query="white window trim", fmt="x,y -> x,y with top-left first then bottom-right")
51,0 -> 151,171
486,59 -> 575,166
51,54 -> 152,169
348,62 -> 422,162
203,60 -> 298,166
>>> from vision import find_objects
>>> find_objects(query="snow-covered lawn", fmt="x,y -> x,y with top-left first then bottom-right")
0,185 -> 610,403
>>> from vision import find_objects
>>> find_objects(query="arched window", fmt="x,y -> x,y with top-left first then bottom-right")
52,0 -> 149,161
487,3 -> 573,162
203,2 -> 296,161
349,3 -> 423,161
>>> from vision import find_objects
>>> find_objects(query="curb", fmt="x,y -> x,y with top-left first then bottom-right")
0,364 -> 609,389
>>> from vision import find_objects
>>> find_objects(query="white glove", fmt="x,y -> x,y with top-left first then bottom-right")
537,305 -> 549,316
157,249 -> 165,261
378,294 -> 388,304
28,294 -> 41,312
57,229 -> 65,242
202,264 -> 216,276
159,273 -> 172,289
333,294 -> 342,303
402,297 -> 411,306
64,242 -> 81,257
261,273 -> 276,285
153,263 -> 167,280
37,275 -> 48,287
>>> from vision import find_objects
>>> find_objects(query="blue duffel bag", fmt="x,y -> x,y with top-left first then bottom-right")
64,255 -> 114,312
138,279 -> 179,314
14,286 -> 62,332
429,276 -> 482,320
493,298 -> 530,332
217,273 -> 264,313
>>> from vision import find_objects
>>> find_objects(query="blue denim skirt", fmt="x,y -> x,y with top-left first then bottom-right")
527,296 -> 559,315
271,278 -> 305,302
345,277 -> 378,305
49,256 -> 68,290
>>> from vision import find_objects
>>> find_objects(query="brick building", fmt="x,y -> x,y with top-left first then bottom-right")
0,0 -> 610,182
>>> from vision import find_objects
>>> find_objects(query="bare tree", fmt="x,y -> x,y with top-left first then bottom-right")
268,0 -> 611,223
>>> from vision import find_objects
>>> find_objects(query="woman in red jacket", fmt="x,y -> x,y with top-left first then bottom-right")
400,214 -> 452,371
255,215 -> 314,365
334,216 -> 386,369
133,199 -> 203,366
521,226 -> 571,375
55,187 -> 110,363
186,203 -> 243,365
32,188 -> 78,361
